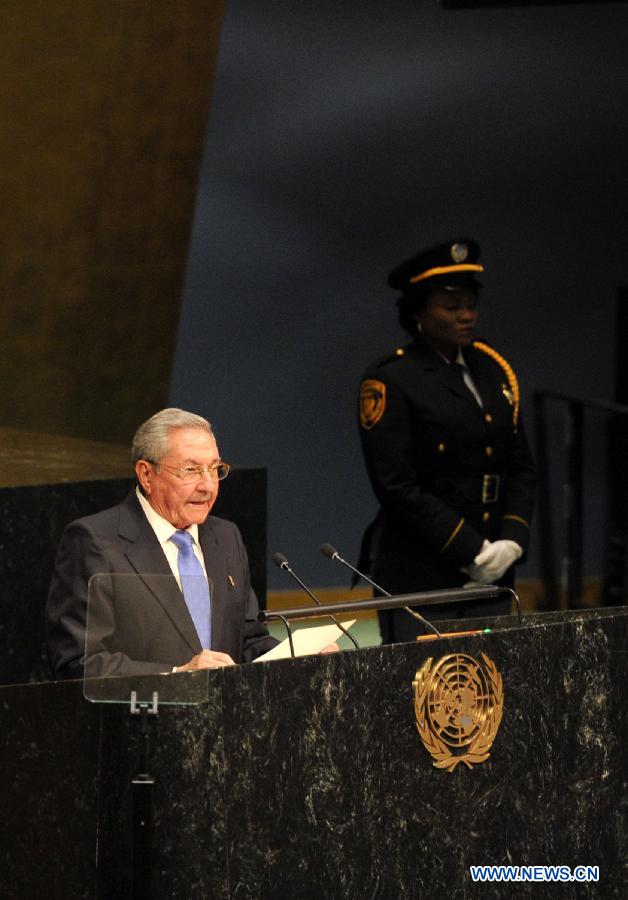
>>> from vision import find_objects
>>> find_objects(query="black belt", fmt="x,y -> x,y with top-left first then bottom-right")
431,474 -> 501,504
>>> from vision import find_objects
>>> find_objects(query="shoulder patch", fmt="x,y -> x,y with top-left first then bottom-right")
359,379 -> 386,430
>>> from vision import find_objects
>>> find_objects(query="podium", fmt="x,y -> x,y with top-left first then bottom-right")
1,606 -> 627,898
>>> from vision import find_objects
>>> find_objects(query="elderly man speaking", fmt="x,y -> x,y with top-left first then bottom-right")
46,408 -> 282,679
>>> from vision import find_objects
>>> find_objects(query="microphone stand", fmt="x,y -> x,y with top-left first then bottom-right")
272,553 -> 360,650
320,544 -> 441,637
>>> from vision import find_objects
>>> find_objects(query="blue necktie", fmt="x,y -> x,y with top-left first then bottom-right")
170,530 -> 212,649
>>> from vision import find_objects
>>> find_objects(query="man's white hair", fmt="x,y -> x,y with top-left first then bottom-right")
131,408 -> 214,464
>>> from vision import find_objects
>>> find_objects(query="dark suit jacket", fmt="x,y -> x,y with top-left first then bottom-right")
46,491 -> 277,679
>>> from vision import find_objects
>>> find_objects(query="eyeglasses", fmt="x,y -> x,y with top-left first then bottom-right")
150,461 -> 231,483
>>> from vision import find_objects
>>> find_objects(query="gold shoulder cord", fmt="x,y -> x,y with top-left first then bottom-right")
472,341 -> 520,431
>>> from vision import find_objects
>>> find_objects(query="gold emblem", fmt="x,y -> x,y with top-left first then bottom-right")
359,379 -> 386,429
413,653 -> 503,772
501,383 -> 514,406
450,242 -> 469,263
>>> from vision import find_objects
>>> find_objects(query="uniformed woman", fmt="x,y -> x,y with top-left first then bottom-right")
358,239 -> 536,643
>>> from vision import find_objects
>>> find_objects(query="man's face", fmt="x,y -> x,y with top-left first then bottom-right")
136,427 -> 220,529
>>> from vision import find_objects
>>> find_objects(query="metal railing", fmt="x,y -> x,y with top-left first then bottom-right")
534,389 -> 628,609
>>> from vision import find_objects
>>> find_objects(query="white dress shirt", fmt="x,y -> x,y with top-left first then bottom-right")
135,486 -> 208,588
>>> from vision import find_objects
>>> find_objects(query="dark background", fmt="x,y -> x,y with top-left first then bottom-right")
170,0 -> 628,588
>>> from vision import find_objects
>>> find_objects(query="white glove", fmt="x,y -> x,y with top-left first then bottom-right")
461,539 -> 522,585
461,540 -> 489,584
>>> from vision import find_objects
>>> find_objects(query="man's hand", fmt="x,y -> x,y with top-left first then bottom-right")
318,642 -> 340,654
174,650 -> 235,671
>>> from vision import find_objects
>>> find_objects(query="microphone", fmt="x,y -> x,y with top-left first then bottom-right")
319,543 -> 441,638
271,553 -> 360,649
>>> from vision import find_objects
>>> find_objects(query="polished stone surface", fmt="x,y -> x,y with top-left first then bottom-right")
1,607 -> 626,898
0,679 -> 101,900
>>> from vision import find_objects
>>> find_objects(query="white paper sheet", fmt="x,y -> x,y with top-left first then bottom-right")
253,619 -> 357,662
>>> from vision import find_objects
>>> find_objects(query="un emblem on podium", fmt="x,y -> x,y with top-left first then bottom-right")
413,653 -> 504,772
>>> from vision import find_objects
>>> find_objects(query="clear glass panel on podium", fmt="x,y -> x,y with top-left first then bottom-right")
83,573 -> 212,705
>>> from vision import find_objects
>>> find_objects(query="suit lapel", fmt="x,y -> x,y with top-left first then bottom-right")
118,493 -> 201,653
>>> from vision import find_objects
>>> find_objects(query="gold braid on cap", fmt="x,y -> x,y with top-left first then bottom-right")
473,341 -> 520,430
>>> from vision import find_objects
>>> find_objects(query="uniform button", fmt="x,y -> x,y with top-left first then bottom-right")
483,511 -> 491,522
438,442 -> 446,453
485,413 -> 493,423
485,446 -> 493,457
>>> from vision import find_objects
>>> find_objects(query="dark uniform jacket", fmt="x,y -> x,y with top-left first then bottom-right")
358,336 -> 536,635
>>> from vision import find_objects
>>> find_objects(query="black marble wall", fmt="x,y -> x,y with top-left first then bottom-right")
1,607 -> 626,898
0,468 -> 266,686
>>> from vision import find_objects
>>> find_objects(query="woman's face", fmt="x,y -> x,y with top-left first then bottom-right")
416,288 -> 479,358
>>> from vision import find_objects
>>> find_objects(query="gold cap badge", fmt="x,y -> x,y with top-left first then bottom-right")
450,243 -> 469,263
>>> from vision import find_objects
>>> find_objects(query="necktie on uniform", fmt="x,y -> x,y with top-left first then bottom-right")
451,361 -> 483,407
170,529 -> 212,649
